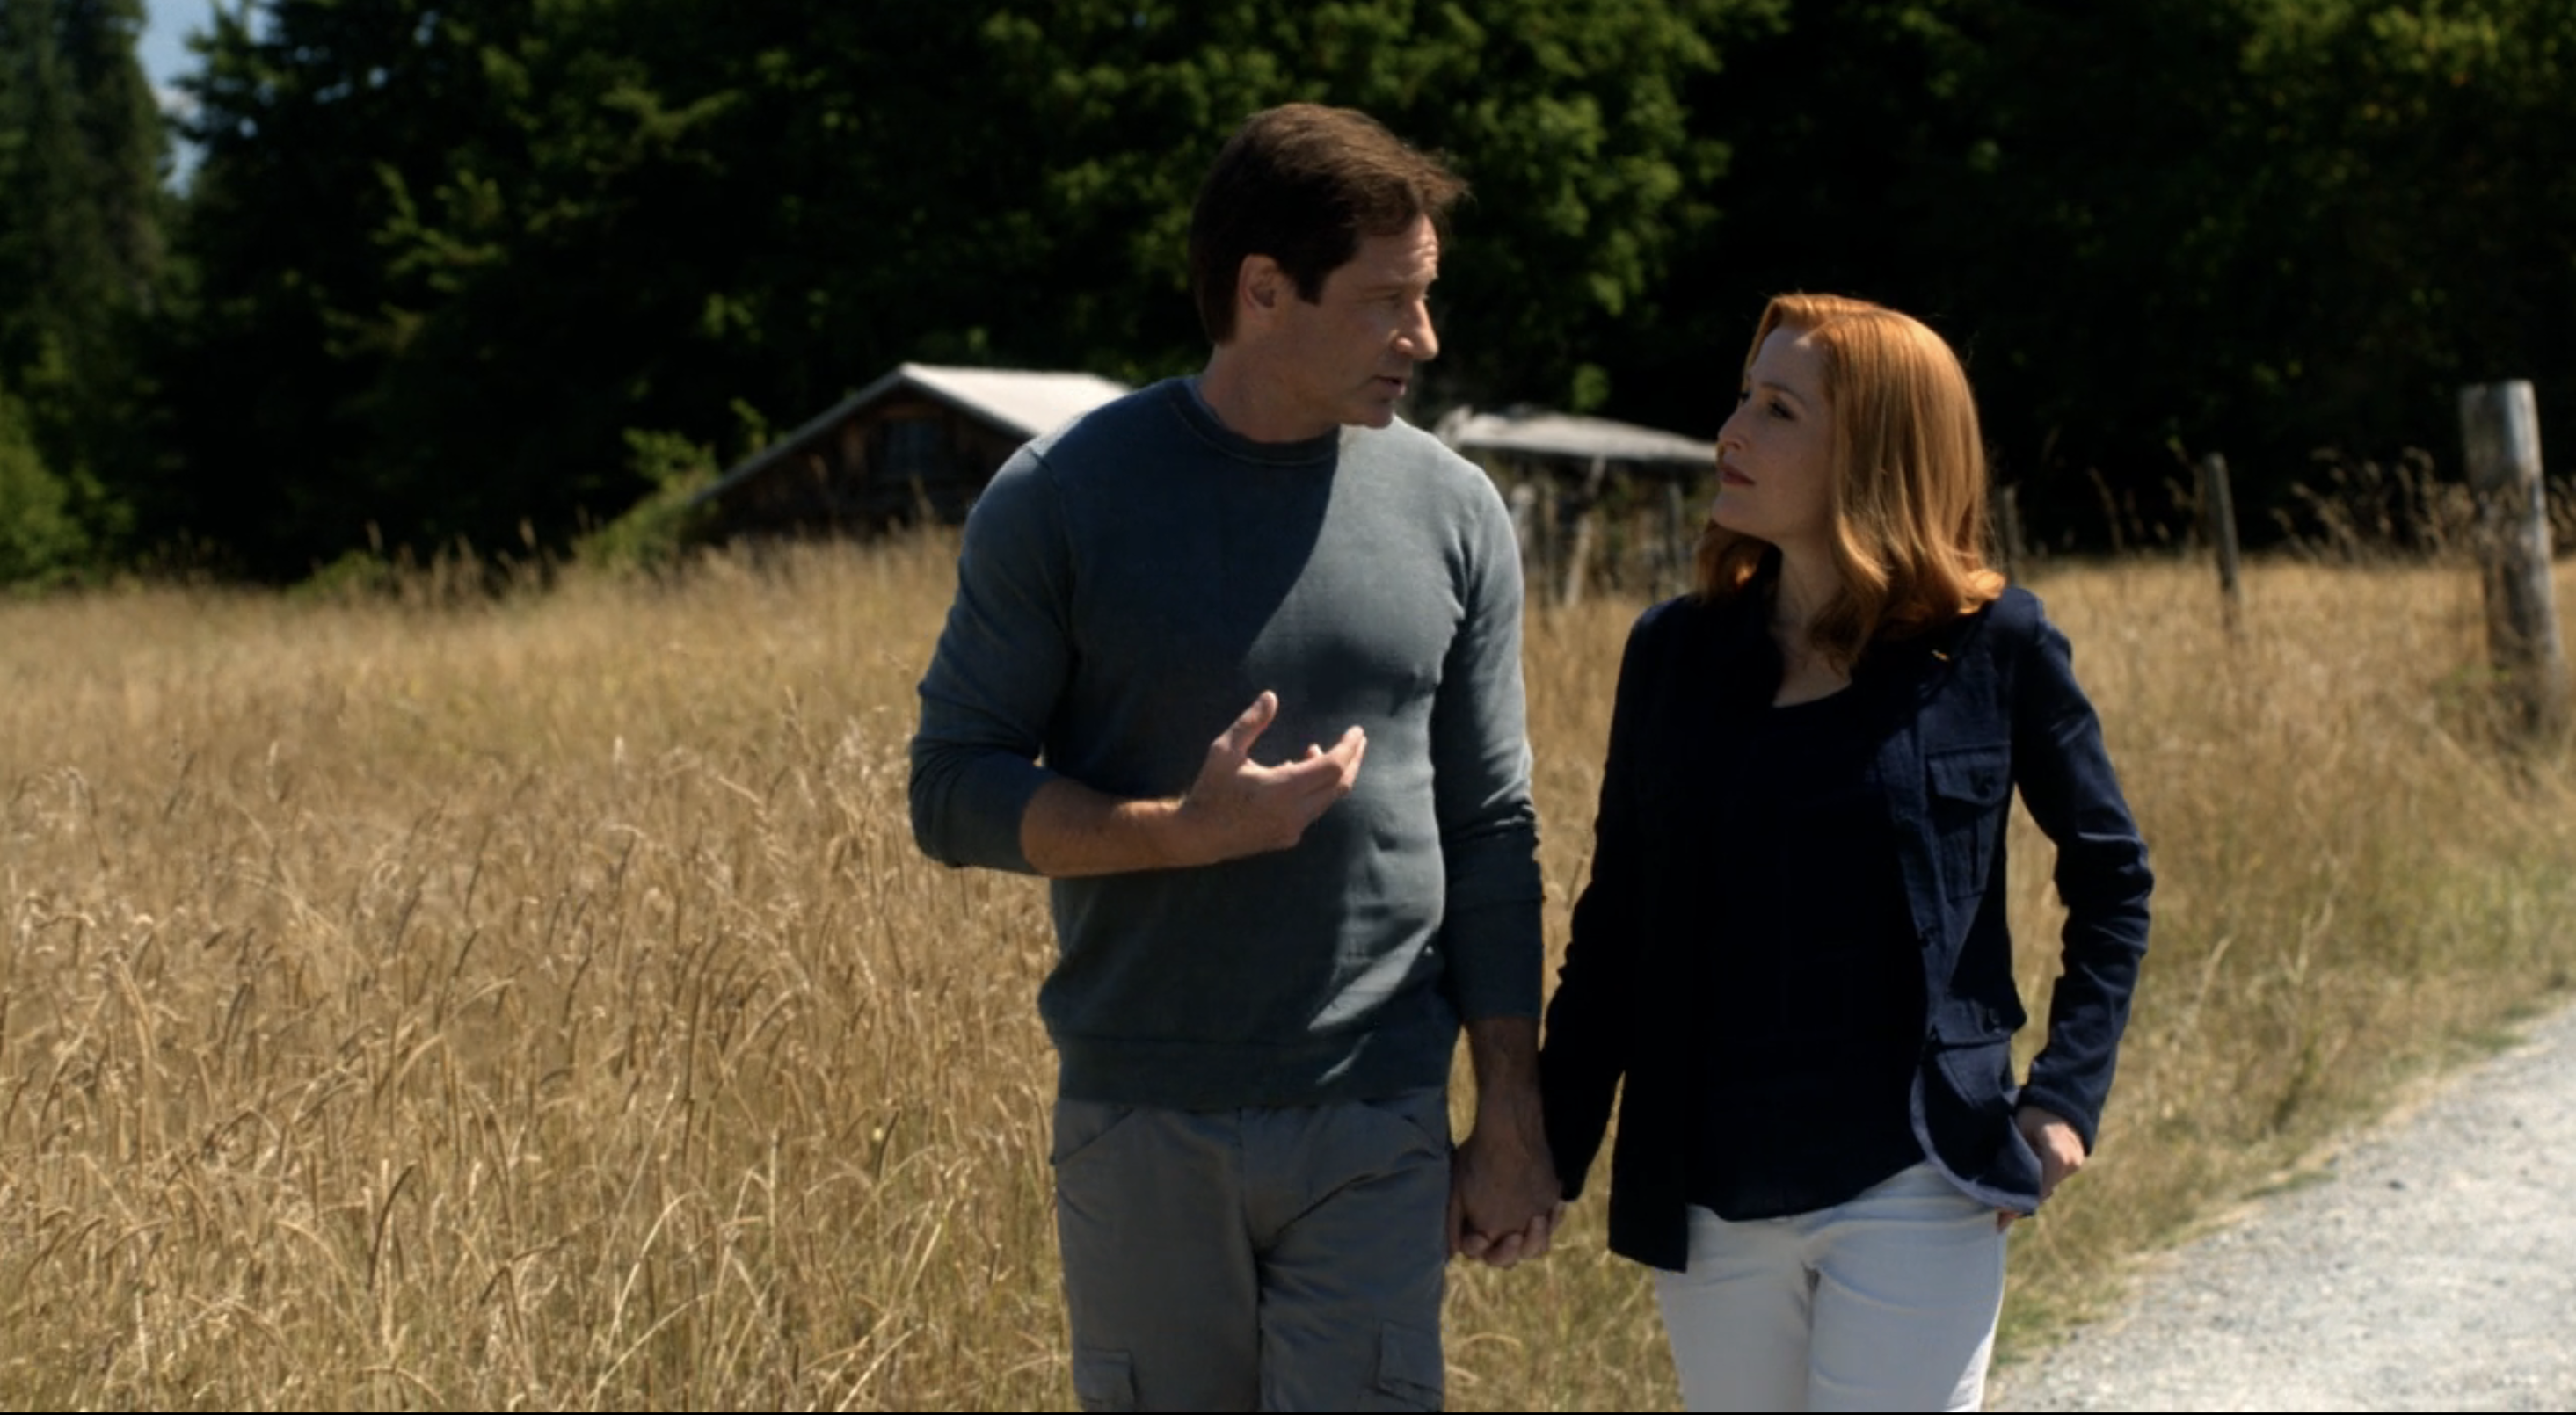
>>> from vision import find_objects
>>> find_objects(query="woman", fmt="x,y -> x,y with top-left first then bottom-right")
1539,293 -> 2152,1411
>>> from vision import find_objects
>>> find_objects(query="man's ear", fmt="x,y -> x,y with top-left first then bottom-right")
1236,255 -> 1285,332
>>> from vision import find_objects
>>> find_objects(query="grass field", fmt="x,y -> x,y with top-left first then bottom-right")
3,539 -> 2571,1409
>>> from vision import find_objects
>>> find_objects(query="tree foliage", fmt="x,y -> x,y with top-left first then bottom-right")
0,0 -> 163,578
1652,0 -> 2576,536
9,0 -> 2576,579
150,0 -> 1748,576
0,381 -> 87,583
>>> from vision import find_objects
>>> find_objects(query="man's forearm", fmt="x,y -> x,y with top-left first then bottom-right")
1019,777 -> 1186,877
1451,1013 -> 1561,1264
1463,1016 -> 1545,1133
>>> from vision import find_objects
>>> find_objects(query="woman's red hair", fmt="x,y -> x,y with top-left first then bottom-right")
1695,293 -> 2005,665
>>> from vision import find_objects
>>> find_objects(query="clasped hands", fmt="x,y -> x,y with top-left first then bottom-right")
1448,1109 -> 1564,1270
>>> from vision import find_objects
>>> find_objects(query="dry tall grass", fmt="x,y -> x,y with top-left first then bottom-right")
4,540 -> 2570,1410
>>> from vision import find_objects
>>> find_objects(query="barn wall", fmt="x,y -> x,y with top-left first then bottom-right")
1473,454 -> 1716,603
710,396 -> 1037,538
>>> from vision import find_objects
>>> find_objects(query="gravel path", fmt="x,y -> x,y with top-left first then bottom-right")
1990,1000 -> 2576,1412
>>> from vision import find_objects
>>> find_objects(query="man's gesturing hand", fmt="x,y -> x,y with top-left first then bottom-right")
1166,691 -> 1365,867
1015,691 -> 1361,876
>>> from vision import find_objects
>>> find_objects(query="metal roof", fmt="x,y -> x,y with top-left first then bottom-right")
698,362 -> 1132,503
880,363 -> 1134,439
1437,405 -> 1714,469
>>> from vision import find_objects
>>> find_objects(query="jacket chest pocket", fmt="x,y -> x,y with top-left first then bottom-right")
1926,744 -> 2011,901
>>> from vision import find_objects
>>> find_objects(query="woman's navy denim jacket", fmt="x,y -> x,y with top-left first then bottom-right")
1539,584 -> 2153,1272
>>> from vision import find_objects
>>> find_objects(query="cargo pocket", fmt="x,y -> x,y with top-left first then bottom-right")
1362,1323 -> 1444,1411
1358,1087 -> 1453,1162
1049,1098 -> 1138,1170
1071,1347 -> 1136,1412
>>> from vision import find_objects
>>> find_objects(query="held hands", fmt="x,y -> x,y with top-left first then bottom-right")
1997,1106 -> 2087,1230
1447,1084 -> 1564,1270
1165,691 -> 1365,867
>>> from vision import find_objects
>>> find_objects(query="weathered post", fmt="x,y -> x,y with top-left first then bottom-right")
1994,484 -> 2026,580
1663,475 -> 1689,598
1531,476 -> 1561,603
2198,452 -> 2245,632
1557,455 -> 1608,607
2458,381 -> 2571,740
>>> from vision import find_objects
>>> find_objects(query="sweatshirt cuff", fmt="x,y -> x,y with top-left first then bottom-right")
941,754 -> 1054,874
1440,896 -> 1544,1021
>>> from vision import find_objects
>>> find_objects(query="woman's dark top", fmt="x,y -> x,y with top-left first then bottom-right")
1687,686 -> 1926,1220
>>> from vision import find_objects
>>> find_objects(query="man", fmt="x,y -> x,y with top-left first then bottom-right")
909,102 -> 1557,1412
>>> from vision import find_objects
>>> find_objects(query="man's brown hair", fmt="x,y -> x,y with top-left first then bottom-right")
1188,104 -> 1468,345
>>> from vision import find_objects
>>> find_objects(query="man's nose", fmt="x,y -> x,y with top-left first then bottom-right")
1398,298 -> 1439,362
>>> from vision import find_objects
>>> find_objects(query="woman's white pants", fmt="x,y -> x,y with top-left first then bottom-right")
1653,1163 -> 2007,1412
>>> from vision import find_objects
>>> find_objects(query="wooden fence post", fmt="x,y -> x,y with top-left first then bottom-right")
1994,484 -> 2025,580
2458,381 -> 2571,740
1506,479 -> 1539,579
1556,456 -> 1609,607
2197,452 -> 2245,632
1531,476 -> 1561,602
1663,476 -> 1690,599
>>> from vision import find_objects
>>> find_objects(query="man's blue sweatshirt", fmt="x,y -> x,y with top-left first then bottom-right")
909,378 -> 1544,1108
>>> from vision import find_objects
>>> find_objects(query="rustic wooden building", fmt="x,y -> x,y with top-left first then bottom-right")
694,363 -> 1131,537
1437,405 -> 1715,603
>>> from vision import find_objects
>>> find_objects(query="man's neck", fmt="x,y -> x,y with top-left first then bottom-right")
1196,345 -> 1335,444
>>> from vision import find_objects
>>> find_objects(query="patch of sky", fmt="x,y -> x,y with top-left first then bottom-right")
140,0 -> 226,182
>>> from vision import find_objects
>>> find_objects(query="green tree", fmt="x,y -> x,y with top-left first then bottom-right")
969,0 -> 1772,412
163,0 -> 551,572
163,0 -> 1770,577
1907,0 -> 2576,536
2218,1 -> 2576,509
1641,0 -> 2576,546
0,378 -> 88,583
166,0 -> 1049,574
0,0 -> 163,579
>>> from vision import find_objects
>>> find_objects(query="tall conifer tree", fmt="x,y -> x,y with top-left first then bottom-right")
0,0 -> 164,577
